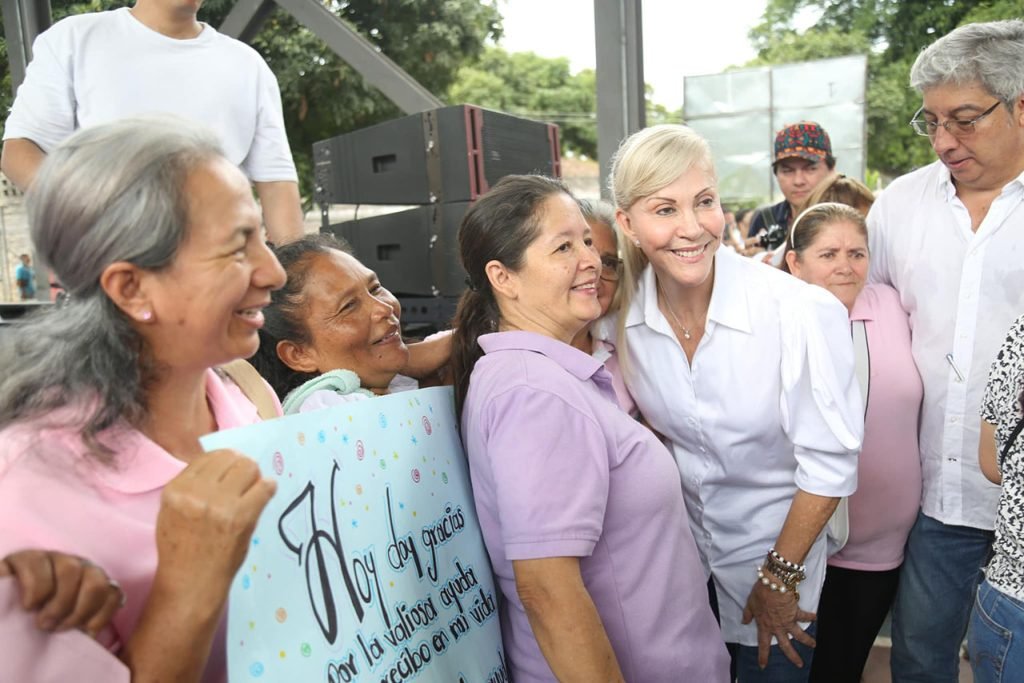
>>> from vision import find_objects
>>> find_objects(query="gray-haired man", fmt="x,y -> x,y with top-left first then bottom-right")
867,19 -> 1024,682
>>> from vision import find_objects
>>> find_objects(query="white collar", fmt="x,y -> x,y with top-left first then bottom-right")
625,248 -> 752,335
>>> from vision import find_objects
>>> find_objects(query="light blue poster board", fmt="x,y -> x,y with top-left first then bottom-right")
201,387 -> 507,683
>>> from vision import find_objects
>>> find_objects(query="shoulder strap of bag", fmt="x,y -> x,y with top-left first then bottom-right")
219,359 -> 279,420
1001,415 -> 1024,463
852,320 -> 870,417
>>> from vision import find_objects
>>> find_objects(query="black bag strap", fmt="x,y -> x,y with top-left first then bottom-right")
1001,414 -> 1024,463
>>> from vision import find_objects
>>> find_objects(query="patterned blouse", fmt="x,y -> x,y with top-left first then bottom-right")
982,314 -> 1024,599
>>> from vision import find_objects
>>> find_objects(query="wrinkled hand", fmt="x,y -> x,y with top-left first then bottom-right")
741,580 -> 816,669
154,449 -> 276,605
0,550 -> 124,638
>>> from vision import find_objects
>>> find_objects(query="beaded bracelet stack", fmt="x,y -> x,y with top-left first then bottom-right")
755,548 -> 807,600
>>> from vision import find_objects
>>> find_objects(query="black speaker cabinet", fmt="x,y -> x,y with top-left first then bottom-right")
327,202 -> 470,298
314,105 -> 561,206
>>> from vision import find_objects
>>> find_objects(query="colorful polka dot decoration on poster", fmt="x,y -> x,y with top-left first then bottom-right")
207,387 -> 507,681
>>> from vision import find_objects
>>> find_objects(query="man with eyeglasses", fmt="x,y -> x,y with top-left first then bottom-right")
867,19 -> 1024,682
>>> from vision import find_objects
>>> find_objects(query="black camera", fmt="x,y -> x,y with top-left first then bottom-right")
758,223 -> 786,251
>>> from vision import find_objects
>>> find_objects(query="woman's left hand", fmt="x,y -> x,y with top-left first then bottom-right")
741,580 -> 816,669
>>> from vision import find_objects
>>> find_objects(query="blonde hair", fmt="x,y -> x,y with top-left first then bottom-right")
608,124 -> 717,374
798,173 -> 874,216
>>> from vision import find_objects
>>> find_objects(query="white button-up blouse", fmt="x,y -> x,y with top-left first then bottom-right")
614,247 -> 863,645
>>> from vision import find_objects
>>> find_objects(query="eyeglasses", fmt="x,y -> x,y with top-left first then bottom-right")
600,255 -> 623,282
909,101 -> 1002,138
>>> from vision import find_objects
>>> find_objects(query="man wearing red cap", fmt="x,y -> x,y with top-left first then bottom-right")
748,121 -> 836,242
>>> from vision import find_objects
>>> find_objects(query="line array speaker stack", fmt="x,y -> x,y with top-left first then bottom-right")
313,104 -> 561,329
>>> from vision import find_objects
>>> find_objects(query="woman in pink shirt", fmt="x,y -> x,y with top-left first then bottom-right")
0,116 -> 286,681
785,202 -> 923,683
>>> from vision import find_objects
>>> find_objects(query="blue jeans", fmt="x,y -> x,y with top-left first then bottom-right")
891,510 -> 994,682
729,622 -> 817,683
969,579 -> 1024,683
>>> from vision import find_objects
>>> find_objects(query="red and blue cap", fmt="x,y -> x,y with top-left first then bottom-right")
773,121 -> 832,166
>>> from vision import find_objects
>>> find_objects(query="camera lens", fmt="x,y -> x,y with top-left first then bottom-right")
758,224 -> 785,251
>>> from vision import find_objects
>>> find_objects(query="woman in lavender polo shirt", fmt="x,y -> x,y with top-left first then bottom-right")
450,174 -> 729,682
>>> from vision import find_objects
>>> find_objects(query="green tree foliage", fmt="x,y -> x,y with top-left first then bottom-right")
746,0 -> 1024,178
0,0 -> 502,198
448,47 -> 598,158
448,46 -> 683,159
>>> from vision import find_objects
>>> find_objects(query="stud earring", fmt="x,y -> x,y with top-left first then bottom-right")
633,239 -> 641,247
140,310 -> 153,322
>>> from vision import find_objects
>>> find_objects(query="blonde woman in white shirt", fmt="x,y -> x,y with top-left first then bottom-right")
609,124 -> 863,682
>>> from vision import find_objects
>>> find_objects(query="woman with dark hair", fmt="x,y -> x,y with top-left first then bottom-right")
970,314 -> 1024,682
450,174 -> 728,682
784,202 -> 922,683
0,116 -> 284,681
249,234 -> 411,412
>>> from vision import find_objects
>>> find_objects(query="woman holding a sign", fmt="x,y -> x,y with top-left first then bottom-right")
451,174 -> 730,682
608,124 -> 862,682
0,117 -> 284,682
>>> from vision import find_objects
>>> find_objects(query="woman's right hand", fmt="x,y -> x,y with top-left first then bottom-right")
153,449 -> 276,608
742,579 -> 817,669
122,450 -> 275,680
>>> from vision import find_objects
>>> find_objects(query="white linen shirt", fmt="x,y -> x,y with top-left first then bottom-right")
618,248 -> 863,645
868,160 -> 1024,530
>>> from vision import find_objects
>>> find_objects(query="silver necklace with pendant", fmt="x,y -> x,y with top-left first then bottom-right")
658,281 -> 701,341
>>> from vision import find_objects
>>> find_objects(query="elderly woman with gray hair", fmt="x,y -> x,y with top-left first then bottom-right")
0,117 -> 285,681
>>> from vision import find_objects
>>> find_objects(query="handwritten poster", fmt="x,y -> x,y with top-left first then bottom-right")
201,387 -> 507,683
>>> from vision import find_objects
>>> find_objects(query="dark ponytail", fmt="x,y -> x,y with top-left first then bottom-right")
450,174 -> 572,420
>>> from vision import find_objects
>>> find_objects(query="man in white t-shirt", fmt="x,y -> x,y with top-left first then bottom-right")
1,0 -> 304,244
867,19 -> 1024,682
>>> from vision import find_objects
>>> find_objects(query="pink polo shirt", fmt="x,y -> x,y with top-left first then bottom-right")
0,369 -> 275,682
461,331 -> 729,682
829,284 -> 923,571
